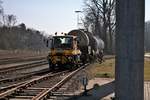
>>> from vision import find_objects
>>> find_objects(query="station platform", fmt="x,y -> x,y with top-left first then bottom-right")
72,78 -> 150,100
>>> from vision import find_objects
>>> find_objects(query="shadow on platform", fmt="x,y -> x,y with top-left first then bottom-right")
68,81 -> 115,100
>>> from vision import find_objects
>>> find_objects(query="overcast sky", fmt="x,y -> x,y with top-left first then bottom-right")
3,0 -> 150,35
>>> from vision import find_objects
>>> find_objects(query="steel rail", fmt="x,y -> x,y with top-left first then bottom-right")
0,82 -> 25,92
0,68 -> 50,90
0,70 -> 69,99
32,63 -> 89,100
0,56 -> 46,65
0,68 -> 49,82
0,60 -> 48,74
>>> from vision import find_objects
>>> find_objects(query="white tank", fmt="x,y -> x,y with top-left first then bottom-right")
68,29 -> 89,47
93,36 -> 105,53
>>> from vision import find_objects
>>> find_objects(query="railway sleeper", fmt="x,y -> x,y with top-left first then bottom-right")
51,92 -> 75,97
0,68 -> 83,99
9,95 -> 34,100
48,94 -> 73,100
27,87 -> 50,90
12,91 -> 38,98
48,96 -> 57,99
14,91 -> 40,96
0,61 -> 47,74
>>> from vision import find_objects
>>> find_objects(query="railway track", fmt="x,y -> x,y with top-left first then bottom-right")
0,68 -> 50,93
0,62 -> 49,92
0,60 -> 48,78
0,56 -> 46,65
0,64 -> 89,100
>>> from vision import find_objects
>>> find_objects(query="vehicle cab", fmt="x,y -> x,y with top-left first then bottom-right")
47,35 -> 81,70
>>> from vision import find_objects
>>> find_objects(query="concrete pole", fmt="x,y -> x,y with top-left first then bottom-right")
115,0 -> 145,100
75,10 -> 82,29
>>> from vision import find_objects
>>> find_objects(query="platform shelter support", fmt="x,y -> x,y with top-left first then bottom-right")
115,0 -> 145,100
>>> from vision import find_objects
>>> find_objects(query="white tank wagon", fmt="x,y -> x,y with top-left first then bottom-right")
68,29 -> 89,47
93,36 -> 104,53
68,29 -> 104,63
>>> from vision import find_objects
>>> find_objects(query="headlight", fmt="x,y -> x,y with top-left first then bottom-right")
68,56 -> 72,60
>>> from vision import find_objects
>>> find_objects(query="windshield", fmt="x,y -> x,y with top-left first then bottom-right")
53,37 -> 73,49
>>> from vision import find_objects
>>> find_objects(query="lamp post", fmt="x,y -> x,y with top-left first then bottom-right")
75,10 -> 82,29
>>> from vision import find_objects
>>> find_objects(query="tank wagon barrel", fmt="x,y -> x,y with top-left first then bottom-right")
68,29 -> 104,63
68,30 -> 89,47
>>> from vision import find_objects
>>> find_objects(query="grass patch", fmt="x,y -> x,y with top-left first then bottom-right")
88,58 -> 150,81
144,59 -> 150,81
87,59 -> 115,79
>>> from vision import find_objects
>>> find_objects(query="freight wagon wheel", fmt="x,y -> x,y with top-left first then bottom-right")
49,64 -> 55,71
48,59 -> 54,71
69,62 -> 78,70
73,55 -> 80,68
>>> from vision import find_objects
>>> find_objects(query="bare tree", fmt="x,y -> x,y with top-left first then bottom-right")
3,14 -> 17,27
145,21 -> 150,51
0,1 -> 17,27
0,0 -> 4,26
83,0 -> 102,36
83,0 -> 115,53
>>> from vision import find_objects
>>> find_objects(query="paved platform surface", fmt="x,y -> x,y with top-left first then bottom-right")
144,81 -> 150,100
73,78 -> 150,100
